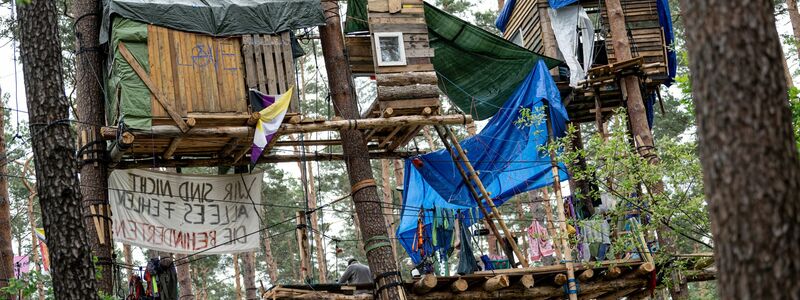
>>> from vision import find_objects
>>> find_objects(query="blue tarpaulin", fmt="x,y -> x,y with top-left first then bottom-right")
397,60 -> 571,264
656,0 -> 677,85
495,0 -> 516,33
549,0 -> 578,9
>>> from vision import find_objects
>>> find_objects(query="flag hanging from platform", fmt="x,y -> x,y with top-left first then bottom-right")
250,87 -> 294,164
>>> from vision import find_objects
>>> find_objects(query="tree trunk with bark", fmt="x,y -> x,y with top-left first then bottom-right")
72,0 -> 113,293
380,160 -> 399,262
262,222 -> 279,284
16,0 -> 100,298
318,1 -> 407,298
291,138 -> 328,282
241,252 -> 257,300
233,254 -> 242,300
787,0 -> 800,58
175,254 -> 194,300
0,96 -> 15,292
679,0 -> 800,298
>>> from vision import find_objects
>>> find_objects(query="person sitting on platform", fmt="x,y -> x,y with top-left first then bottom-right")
338,258 -> 373,290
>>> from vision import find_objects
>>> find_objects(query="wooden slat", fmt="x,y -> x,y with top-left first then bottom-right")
118,42 -> 190,132
253,35 -> 268,93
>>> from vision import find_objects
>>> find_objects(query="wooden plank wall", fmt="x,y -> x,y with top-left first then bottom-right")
241,32 -> 299,112
345,35 -> 376,74
502,0 -> 550,54
368,0 -> 435,74
147,25 -> 247,118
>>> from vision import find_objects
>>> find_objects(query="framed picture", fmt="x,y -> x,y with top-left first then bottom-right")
374,32 -> 407,66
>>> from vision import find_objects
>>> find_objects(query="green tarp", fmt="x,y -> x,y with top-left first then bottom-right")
107,18 -> 152,129
100,0 -> 325,43
424,3 -> 562,120
345,2 -> 562,120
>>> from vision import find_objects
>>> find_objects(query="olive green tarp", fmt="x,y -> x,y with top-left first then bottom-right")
345,3 -> 562,120
100,0 -> 325,44
107,18 -> 151,129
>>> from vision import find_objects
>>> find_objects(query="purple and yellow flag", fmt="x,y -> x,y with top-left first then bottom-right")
250,87 -> 294,164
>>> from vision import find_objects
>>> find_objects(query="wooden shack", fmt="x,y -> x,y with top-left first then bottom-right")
345,0 -> 442,151
501,0 -> 671,123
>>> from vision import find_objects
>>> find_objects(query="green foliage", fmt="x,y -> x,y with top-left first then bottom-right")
0,270 -> 52,299
789,87 -> 800,151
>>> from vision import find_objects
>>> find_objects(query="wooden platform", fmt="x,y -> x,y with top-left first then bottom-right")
102,114 -> 472,169
263,258 -> 716,299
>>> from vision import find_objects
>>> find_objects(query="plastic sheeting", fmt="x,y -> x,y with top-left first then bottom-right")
548,6 -> 594,87
344,0 -> 369,33
494,0 -> 516,33
397,60 -> 570,264
425,3 -> 562,120
106,18 -> 151,129
656,0 -> 677,86
549,0 -> 579,9
100,0 -> 325,44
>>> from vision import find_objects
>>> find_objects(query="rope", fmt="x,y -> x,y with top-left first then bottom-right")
363,235 -> 391,254
350,179 -> 376,195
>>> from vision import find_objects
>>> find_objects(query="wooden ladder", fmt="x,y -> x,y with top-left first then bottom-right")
431,125 -> 530,268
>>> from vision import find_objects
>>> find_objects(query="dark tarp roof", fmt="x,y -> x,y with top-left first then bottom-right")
424,3 -> 562,120
100,0 -> 325,43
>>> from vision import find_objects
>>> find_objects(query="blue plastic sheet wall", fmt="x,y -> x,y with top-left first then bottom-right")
397,60 -> 571,264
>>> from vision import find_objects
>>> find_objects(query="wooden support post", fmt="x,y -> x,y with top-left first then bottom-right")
578,269 -> 595,282
430,125 -> 521,266
518,274 -> 535,289
438,126 -> 530,268
450,278 -> 469,293
109,131 -> 135,167
118,42 -> 190,133
163,137 -> 182,159
604,266 -> 623,279
413,274 -> 437,295
545,107 -> 578,300
553,273 -> 568,286
634,262 -> 656,277
296,211 -> 311,282
483,275 -> 510,292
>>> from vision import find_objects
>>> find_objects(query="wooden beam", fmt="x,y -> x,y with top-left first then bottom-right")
407,278 -> 648,300
633,262 -> 656,277
483,275 -> 510,292
376,72 -> 438,86
438,126 -> 530,268
113,151 -> 419,169
101,115 -> 472,140
517,274 -> 535,289
219,137 -> 241,158
118,42 -> 190,133
450,278 -> 468,293
604,266 -> 622,279
578,269 -> 595,282
109,132 -> 135,167
413,274 -> 437,295
545,107 -> 578,300
430,125 -> 516,265
162,137 -> 182,159
553,273 -> 568,286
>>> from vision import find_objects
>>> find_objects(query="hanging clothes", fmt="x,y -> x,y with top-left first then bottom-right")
456,218 -> 480,275
157,258 -> 178,300
527,221 -> 555,262
127,274 -> 145,300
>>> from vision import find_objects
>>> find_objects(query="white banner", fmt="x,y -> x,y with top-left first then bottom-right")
109,169 -> 262,254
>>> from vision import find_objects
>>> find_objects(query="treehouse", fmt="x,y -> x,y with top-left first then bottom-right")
99,0 -> 470,168
344,0 -> 443,151
498,0 -> 675,123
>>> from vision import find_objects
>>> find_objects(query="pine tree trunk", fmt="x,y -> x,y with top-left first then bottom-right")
175,254 -> 194,300
380,160 -> 399,262
233,254 -> 242,300
318,0 -> 407,298
71,0 -> 113,293
16,0 -> 100,298
0,96 -> 15,291
304,161 -> 328,282
262,226 -> 279,284
788,0 -> 800,58
679,1 -> 800,298
241,252 -> 257,300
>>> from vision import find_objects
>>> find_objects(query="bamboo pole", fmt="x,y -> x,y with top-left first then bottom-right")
438,126 -> 530,268
545,106 -> 578,300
